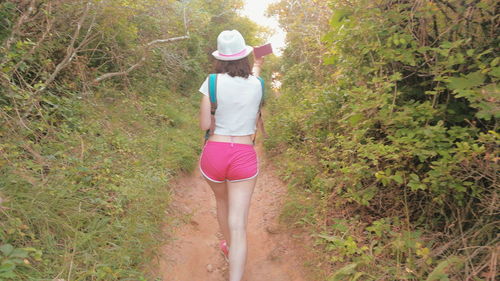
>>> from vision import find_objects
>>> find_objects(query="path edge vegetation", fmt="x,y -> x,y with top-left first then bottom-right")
0,0 -> 265,279
265,0 -> 498,280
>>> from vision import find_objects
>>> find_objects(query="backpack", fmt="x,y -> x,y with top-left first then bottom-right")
204,73 -> 265,143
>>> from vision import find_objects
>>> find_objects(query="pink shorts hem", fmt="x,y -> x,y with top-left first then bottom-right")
199,166 -> 226,183
226,170 -> 259,182
199,141 -> 258,183
200,166 -> 259,183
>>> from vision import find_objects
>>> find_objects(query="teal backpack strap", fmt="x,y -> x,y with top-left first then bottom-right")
257,76 -> 265,107
205,74 -> 218,142
209,74 -> 218,110
253,77 -> 265,144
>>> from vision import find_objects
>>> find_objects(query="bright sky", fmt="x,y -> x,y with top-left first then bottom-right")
240,0 -> 286,56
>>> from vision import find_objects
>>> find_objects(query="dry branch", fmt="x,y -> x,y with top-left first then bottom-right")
1,0 -> 37,66
12,1 -> 53,72
91,2 -> 191,84
36,1 -> 92,93
92,35 -> 189,83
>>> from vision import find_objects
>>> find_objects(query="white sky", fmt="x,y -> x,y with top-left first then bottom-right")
240,0 -> 286,56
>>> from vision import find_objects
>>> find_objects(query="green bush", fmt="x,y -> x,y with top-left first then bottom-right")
0,81 -> 201,279
268,0 -> 498,279
1,0 -> 263,278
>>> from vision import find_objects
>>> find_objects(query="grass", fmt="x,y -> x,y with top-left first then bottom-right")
0,81 -> 202,280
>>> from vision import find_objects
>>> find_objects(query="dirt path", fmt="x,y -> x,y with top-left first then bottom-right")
156,144 -> 310,281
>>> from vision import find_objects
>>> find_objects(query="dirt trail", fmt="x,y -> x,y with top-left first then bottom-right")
157,144 -> 310,281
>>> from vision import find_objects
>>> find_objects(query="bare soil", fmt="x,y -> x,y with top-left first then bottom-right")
156,144 -> 312,281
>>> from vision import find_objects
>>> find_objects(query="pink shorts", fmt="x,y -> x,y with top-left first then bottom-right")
199,141 -> 259,183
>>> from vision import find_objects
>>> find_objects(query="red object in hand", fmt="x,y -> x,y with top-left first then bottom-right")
253,43 -> 273,58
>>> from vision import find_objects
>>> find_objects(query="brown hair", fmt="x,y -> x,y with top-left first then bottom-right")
214,57 -> 252,78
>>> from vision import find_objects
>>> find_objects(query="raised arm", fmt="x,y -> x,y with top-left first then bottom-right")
252,56 -> 264,77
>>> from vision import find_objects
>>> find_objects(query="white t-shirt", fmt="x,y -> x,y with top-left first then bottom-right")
199,73 -> 263,136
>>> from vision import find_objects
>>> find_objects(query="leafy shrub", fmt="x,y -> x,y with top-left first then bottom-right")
1,0 -> 262,279
0,81 -> 200,279
268,0 -> 499,279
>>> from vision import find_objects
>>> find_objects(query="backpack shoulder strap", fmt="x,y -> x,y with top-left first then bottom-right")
253,77 -> 266,145
205,74 -> 218,142
208,73 -> 218,114
257,76 -> 265,108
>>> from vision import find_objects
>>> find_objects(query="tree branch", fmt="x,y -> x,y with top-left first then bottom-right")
93,35 -> 189,83
1,0 -> 37,66
145,35 -> 190,47
12,1 -> 53,72
35,1 -> 92,94
92,2 -> 190,84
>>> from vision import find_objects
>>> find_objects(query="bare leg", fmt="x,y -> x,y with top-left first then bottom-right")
227,177 -> 257,281
205,179 -> 231,246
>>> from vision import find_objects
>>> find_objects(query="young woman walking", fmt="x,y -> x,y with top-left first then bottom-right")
198,30 -> 265,281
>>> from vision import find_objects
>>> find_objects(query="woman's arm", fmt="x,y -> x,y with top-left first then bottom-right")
199,95 -> 211,130
253,56 -> 267,138
252,57 -> 264,77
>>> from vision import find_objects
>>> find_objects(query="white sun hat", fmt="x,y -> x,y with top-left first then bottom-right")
212,30 -> 253,61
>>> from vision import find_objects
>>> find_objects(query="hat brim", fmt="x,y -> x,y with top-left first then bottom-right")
212,46 -> 253,61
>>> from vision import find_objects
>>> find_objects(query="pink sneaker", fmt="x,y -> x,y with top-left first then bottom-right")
220,240 -> 229,260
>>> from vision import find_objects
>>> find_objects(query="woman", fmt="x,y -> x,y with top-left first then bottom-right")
198,30 -> 265,281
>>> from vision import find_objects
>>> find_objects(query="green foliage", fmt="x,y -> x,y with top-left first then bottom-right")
0,0 -> 262,279
0,80 -> 201,279
268,0 -> 498,279
0,244 -> 41,279
425,256 -> 464,281
0,2 -> 16,42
